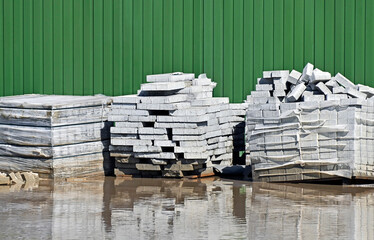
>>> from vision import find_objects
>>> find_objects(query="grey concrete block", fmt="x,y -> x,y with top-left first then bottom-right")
301,62 -> 314,81
287,83 -> 306,102
140,81 -> 187,91
346,87 -> 367,99
316,82 -> 333,95
136,102 -> 190,110
205,129 -> 222,139
175,146 -> 207,153
191,97 -> 229,106
110,127 -> 138,134
134,152 -> 176,159
108,115 -> 129,122
250,91 -> 271,98
287,70 -> 302,84
133,145 -> 162,153
180,139 -> 208,147
154,122 -> 199,128
111,103 -> 137,110
230,103 -> 248,110
112,95 -> 140,104
138,128 -> 167,135
146,72 -> 195,82
358,84 -> 374,97
192,92 -> 213,99
273,90 -> 286,97
325,79 -> 339,89
326,94 -> 348,100
172,128 -> 206,135
128,115 -> 156,122
304,94 -> 325,102
115,122 -> 143,128
139,94 -> 188,104
333,86 -> 346,94
115,109 -> 150,116
253,97 -> 269,104
171,107 -> 207,116
157,115 -> 210,123
173,134 -> 206,141
311,68 -> 331,82
274,81 -> 286,90
256,84 -> 273,91
139,134 -> 169,140
184,152 -> 210,160
192,78 -> 212,86
271,70 -> 289,78
153,140 -> 175,147
335,73 -> 356,89
263,71 -> 272,78
179,85 -> 215,94
111,138 -> 152,146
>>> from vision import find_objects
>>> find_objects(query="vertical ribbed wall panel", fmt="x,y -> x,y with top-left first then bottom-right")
0,0 -> 373,102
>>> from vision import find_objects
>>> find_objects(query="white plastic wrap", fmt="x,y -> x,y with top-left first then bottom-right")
0,94 -> 113,178
247,99 -> 373,182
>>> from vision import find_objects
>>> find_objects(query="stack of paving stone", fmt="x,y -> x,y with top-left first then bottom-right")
0,95 -> 112,178
109,73 -> 246,177
246,63 -> 374,182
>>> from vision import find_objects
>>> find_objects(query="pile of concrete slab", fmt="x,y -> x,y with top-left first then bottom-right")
0,95 -> 112,178
109,73 -> 247,177
246,63 -> 374,182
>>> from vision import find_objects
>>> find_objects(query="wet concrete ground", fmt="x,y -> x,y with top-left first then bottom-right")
1,177 -> 374,239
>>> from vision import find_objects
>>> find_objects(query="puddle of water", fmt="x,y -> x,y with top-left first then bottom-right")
0,177 -> 374,240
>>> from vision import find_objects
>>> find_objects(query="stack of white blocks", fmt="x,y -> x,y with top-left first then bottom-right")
109,73 -> 247,177
246,63 -> 374,182
0,94 -> 112,178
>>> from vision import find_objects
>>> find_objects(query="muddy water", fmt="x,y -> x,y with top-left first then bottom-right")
1,177 -> 374,240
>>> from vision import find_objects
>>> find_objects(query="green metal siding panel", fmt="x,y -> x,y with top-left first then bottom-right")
233,0 -> 243,103
34,0 -> 43,94
243,0 -> 254,97
183,0 -> 193,73
83,0 -> 94,95
273,0 -> 283,70
113,0 -> 123,96
162,0 -> 172,73
193,0 -> 203,74
153,0 -> 163,74
103,0 -> 114,95
1,0 -> 374,103
4,0 -> 13,96
223,0 -> 233,100
44,0 -> 53,94
93,0 -> 104,94
203,0 -> 213,82
133,0 -> 143,88
213,0 -> 224,97
283,0 -> 293,71
73,0 -> 84,95
143,0 -> 153,78
123,0 -> 133,94
325,0 -> 334,73
14,0 -> 23,95
53,0 -> 63,95
345,0 -> 355,81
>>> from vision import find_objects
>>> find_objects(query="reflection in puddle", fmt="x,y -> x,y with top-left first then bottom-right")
1,178 -> 374,239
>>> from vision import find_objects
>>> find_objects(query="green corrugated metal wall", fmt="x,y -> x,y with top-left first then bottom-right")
0,0 -> 373,102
